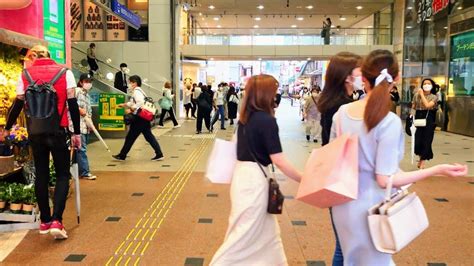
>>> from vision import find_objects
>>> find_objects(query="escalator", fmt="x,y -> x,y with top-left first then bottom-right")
70,45 -> 164,139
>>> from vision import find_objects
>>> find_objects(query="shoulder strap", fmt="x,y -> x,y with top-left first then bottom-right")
242,124 -> 269,178
23,69 -> 34,85
311,95 -> 318,106
50,68 -> 67,85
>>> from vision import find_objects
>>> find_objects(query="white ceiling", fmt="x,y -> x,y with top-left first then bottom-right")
185,0 -> 393,29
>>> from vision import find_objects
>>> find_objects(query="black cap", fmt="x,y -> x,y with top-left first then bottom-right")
79,73 -> 93,82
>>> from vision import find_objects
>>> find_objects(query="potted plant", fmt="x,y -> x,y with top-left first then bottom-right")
0,183 -> 7,211
21,185 -> 36,214
7,183 -> 23,213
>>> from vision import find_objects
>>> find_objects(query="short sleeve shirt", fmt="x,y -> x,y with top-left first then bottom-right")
413,93 -> 438,110
237,111 -> 283,166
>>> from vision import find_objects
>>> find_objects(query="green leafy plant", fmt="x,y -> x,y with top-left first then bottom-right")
22,185 -> 36,205
0,182 -> 7,202
49,160 -> 56,187
7,183 -> 24,204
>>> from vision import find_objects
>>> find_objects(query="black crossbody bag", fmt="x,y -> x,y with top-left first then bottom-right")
243,126 -> 284,214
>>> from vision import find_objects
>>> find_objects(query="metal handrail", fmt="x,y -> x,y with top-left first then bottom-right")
71,46 -> 160,90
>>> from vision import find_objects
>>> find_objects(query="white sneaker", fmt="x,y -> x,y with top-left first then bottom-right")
157,125 -> 165,128
173,125 -> 181,129
82,174 -> 97,180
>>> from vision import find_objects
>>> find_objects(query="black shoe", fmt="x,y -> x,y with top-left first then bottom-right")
151,155 -> 164,161
112,154 -> 125,161
313,139 -> 318,143
196,131 -> 201,134
306,135 -> 310,141
221,127 -> 226,130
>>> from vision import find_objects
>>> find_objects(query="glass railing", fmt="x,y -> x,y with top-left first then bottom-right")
183,27 -> 392,46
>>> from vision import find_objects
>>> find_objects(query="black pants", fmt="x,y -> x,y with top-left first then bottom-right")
184,103 -> 193,117
29,131 -> 70,223
415,110 -> 436,160
191,99 -> 197,117
119,117 -> 163,157
197,107 -> 211,132
87,57 -> 98,76
158,108 -> 178,126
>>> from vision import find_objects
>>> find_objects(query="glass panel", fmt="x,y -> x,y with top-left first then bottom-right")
449,31 -> 474,96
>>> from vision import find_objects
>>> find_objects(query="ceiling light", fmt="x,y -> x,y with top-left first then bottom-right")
444,26 -> 448,29
213,17 -> 219,21
340,17 -> 347,21
307,58 -> 311,61
257,5 -> 264,10
255,17 -> 261,21
258,58 -> 262,61
291,25 -> 297,28
457,6 -> 463,10
209,5 -> 215,10
199,12 -> 202,16
406,26 -> 412,29
356,6 -> 363,10
254,25 -> 259,28
407,7 -> 413,10
331,25 -> 336,28
210,58 -> 214,60
297,17 -> 304,21
217,25 -> 222,28
306,5 -> 313,9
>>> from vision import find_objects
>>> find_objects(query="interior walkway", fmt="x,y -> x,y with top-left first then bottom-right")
1,99 -> 473,265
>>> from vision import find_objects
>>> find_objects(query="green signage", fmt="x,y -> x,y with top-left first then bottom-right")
449,31 -> 474,96
43,0 -> 66,64
99,93 -> 125,131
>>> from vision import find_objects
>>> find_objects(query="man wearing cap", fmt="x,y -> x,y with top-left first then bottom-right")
70,73 -> 96,180
3,45 -> 81,240
114,63 -> 128,93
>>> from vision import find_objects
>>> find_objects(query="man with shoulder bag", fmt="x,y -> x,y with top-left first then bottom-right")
3,45 -> 82,240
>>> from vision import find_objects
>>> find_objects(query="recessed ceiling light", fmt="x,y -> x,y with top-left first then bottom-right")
258,58 -> 262,61
307,58 -> 311,61
254,25 -> 259,28
457,6 -> 463,10
209,5 -> 215,10
255,17 -> 261,21
306,5 -> 313,9
340,17 -> 347,21
257,5 -> 264,10
217,25 -> 222,28
297,17 -> 304,21
213,17 -> 219,21
210,58 -> 214,60
356,6 -> 363,10
291,25 -> 297,28
444,26 -> 448,29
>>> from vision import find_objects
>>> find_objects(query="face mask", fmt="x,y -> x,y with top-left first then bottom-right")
82,83 -> 92,90
124,68 -> 130,74
121,67 -> 127,72
311,92 -> 318,97
352,76 -> 364,91
423,84 -> 432,91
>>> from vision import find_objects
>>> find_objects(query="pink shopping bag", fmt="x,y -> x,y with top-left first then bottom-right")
296,133 -> 358,208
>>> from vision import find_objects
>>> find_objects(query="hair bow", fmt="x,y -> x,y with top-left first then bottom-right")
375,68 -> 393,86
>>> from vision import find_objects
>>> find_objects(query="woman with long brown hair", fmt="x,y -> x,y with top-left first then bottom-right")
317,51 -> 362,266
330,50 -> 467,265
210,74 -> 302,265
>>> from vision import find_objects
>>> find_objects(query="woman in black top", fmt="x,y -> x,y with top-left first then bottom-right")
317,52 -> 362,266
226,86 -> 239,125
211,75 -> 302,265
196,85 -> 213,134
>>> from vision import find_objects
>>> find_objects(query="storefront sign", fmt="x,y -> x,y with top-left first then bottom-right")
70,0 -> 83,41
111,0 -> 141,29
84,0 -> 105,41
417,0 -> 455,23
99,93 -> 125,131
106,14 -> 127,41
43,0 -> 66,64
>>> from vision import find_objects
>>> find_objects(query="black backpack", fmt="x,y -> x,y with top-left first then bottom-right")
23,68 -> 67,135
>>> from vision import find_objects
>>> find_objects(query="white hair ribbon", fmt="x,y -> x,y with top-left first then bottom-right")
375,68 -> 393,86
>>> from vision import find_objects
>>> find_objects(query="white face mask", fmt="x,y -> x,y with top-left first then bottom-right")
121,67 -> 127,72
423,84 -> 432,91
82,83 -> 92,91
352,76 -> 364,91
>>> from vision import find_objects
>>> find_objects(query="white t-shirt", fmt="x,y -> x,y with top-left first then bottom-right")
16,70 -> 76,95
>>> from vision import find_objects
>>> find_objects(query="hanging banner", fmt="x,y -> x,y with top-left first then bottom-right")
43,0 -> 66,64
99,93 -> 125,131
111,0 -> 141,29
70,0 -> 83,41
106,14 -> 126,41
84,0 -> 105,41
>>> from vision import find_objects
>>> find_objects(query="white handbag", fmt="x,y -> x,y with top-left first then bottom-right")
205,138 -> 237,184
367,177 -> 429,254
413,110 -> 429,127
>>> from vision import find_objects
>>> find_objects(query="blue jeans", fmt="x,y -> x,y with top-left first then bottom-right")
329,207 -> 344,266
211,105 -> 225,129
77,134 -> 91,177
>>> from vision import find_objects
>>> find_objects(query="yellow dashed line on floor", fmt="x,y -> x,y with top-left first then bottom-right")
105,132 -> 216,266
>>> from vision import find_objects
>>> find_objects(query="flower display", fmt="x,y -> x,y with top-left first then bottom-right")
9,125 -> 28,143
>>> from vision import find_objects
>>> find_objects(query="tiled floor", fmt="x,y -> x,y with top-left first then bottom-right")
0,99 -> 473,265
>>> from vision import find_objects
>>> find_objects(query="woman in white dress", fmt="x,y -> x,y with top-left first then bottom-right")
210,75 -> 303,266
330,49 -> 468,265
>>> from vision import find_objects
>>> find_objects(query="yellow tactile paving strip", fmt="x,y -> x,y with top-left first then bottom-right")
105,133 -> 216,266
